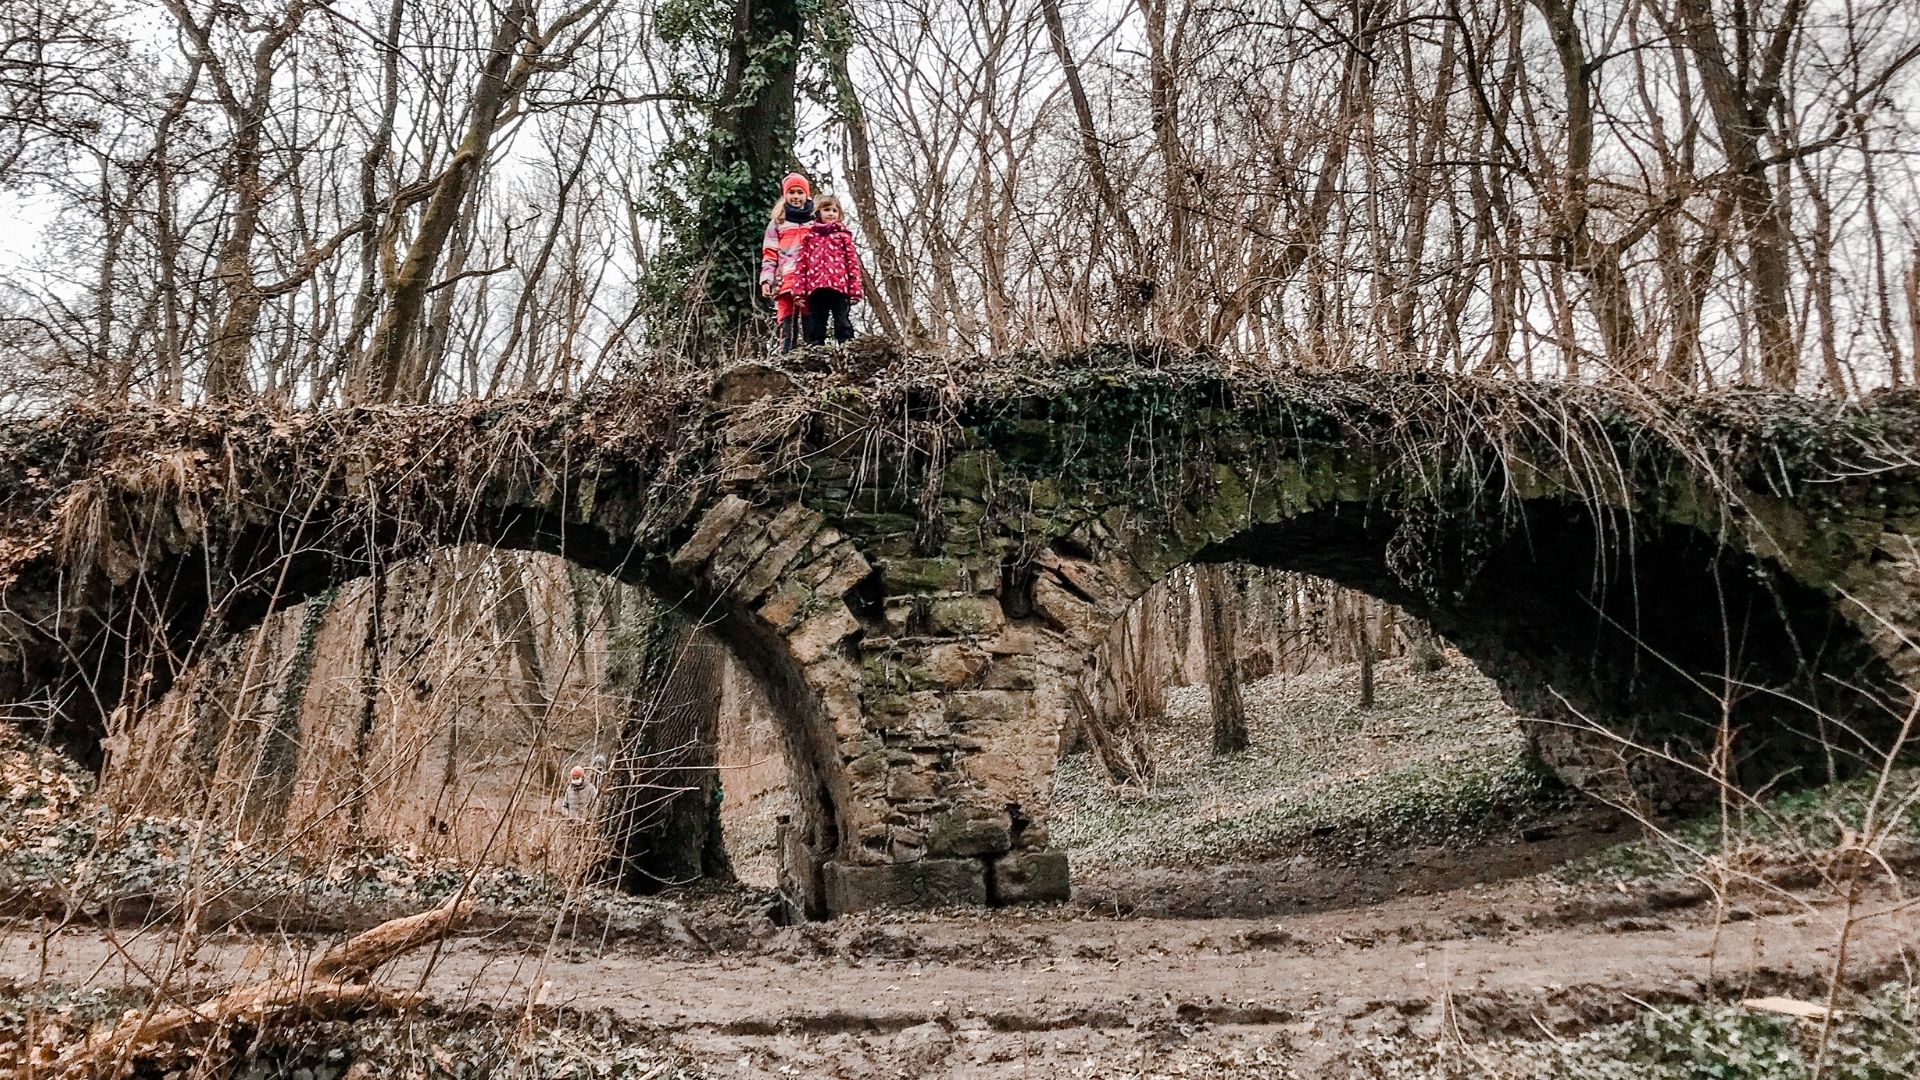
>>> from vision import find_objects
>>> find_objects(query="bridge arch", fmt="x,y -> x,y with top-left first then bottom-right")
1023,488 -> 1896,806
0,387 -> 874,916
805,366 -> 1920,908
2,358 -> 1916,913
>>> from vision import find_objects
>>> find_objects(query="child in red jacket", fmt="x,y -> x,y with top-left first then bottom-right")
760,173 -> 814,353
792,195 -> 863,346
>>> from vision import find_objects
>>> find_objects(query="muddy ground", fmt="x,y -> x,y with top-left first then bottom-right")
6,815 -> 1918,1080
6,663 -> 1917,1076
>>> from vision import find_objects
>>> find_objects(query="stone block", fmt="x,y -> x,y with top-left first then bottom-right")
824,859 -> 988,912
917,643 -> 988,688
928,811 -> 1012,857
1031,575 -> 1100,639
886,768 -> 934,801
1031,549 -> 1103,597
980,653 -> 1036,690
708,517 -> 778,585
927,595 -> 1005,637
734,505 -> 824,601
891,691 -> 947,734
991,850 -> 1070,904
756,578 -> 814,630
889,825 -> 929,861
941,450 -> 992,496
669,494 -> 751,570
879,556 -> 970,593
812,547 -> 873,598
710,361 -> 795,405
787,606 -> 858,664
883,599 -> 918,636
943,689 -> 1023,726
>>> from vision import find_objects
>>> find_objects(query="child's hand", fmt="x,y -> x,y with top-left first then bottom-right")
760,282 -> 773,297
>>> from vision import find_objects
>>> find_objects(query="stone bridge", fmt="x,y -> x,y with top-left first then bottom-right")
3,354 -> 1918,915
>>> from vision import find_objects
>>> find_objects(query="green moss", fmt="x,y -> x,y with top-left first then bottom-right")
941,450 -> 992,496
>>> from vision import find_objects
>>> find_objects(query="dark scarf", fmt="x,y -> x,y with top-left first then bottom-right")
782,199 -> 814,225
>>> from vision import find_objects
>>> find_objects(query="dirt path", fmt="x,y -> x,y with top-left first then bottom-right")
5,872 -> 1914,1078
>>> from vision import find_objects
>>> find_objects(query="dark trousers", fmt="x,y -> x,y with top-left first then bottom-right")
802,289 -> 855,345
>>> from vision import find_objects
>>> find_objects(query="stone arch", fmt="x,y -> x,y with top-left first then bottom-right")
0,392 -> 874,917
1025,499 -> 1901,806
943,382 -> 1920,895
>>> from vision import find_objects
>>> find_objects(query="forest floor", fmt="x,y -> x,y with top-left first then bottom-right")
4,661 -> 1918,1078
1054,658 -> 1608,919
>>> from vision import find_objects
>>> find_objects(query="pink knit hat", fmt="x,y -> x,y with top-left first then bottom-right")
781,173 -> 811,198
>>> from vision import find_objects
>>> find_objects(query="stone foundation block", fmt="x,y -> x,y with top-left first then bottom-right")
824,858 -> 988,912
991,850 -> 1070,904
928,811 -> 1012,856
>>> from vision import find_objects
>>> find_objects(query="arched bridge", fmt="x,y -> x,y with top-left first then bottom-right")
3,354 -> 1918,915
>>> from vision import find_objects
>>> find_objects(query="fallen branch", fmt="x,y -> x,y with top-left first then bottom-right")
310,897 -> 475,981
34,897 -> 473,1079
46,982 -> 423,1079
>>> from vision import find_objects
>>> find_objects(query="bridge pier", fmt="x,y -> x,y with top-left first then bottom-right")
820,614 -> 1077,910
669,490 -> 1081,914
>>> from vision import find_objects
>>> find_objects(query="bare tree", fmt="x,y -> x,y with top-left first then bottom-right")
1197,563 -> 1249,755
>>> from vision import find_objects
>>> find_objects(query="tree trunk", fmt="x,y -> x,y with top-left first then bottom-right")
694,0 -> 803,337
345,569 -> 388,833
1136,0 -> 1195,341
353,0 -> 529,402
599,602 -> 731,894
1672,0 -> 1801,387
1070,685 -> 1154,788
1197,564 -> 1249,755
1407,618 -> 1445,674
1529,0 -> 1647,377
1357,619 -> 1376,708
160,0 -> 317,401
1072,599 -> 1161,786
1038,0 -> 1144,270
1904,244 -> 1920,386
491,552 -> 560,791
825,8 -> 920,341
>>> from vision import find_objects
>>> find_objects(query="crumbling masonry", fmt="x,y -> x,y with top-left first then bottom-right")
2,356 -> 1917,915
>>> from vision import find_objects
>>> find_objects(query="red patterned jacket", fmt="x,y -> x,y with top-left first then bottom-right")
792,222 -> 864,301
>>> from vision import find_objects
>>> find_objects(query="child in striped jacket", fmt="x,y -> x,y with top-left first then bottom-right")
759,173 -> 814,353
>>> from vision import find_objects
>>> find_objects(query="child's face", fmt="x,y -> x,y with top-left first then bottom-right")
819,205 -> 842,223
785,188 -> 807,207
